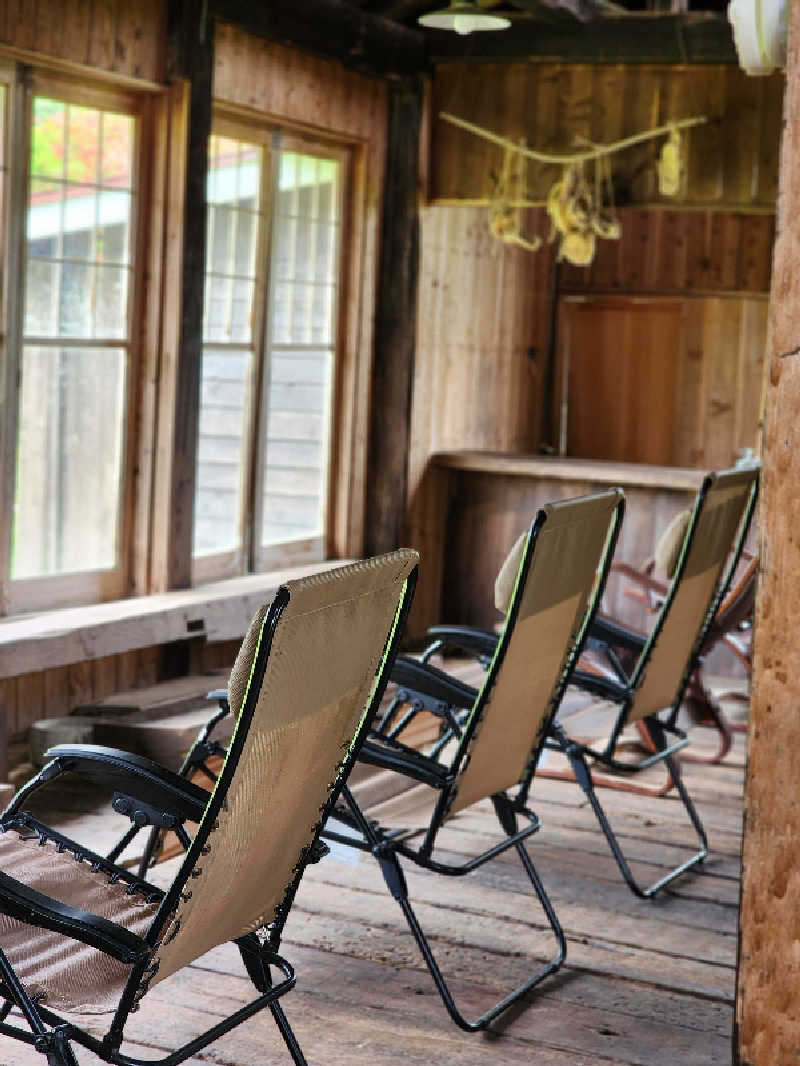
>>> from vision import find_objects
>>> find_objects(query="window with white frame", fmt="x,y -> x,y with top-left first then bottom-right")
2,77 -> 142,613
194,123 -> 345,579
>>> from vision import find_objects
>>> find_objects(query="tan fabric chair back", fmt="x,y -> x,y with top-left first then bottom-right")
448,491 -> 622,815
151,550 -> 417,983
629,467 -> 757,723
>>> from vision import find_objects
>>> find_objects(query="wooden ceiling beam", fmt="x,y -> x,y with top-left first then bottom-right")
427,13 -> 738,62
209,0 -> 429,77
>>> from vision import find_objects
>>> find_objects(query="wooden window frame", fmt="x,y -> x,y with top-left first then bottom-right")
0,67 -> 150,615
192,111 -> 355,584
192,116 -> 273,585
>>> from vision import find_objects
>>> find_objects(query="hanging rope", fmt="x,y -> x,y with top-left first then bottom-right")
442,109 -> 705,264
439,111 -> 707,166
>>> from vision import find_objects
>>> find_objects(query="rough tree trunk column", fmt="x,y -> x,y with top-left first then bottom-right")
735,6 -> 800,1063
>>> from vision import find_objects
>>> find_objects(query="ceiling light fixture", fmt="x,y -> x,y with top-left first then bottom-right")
418,1 -> 511,35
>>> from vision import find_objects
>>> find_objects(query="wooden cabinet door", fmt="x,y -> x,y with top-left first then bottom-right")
560,298 -> 683,466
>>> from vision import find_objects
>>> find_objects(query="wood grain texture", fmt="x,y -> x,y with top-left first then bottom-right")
559,295 -> 768,470
431,62 -> 782,210
562,300 -> 684,466
406,204 -> 554,632
560,209 -> 775,294
213,22 -> 388,143
168,3 -> 212,589
365,76 -> 422,556
150,80 -> 189,593
735,4 -> 797,1061
3,713 -> 748,1065
0,0 -> 165,82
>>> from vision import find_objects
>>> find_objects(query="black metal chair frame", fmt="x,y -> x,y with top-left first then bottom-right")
0,568 -> 417,1066
105,694 -> 231,879
421,468 -> 758,900
324,495 -> 624,1031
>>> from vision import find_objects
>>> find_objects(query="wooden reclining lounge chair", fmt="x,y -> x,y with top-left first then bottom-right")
323,490 -> 624,1031
0,551 -> 417,1066
423,465 -> 758,899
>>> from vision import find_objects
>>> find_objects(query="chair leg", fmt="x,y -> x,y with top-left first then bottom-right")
553,722 -> 708,899
375,808 -> 565,1032
0,949 -> 80,1065
41,1036 -> 80,1066
269,1002 -> 309,1066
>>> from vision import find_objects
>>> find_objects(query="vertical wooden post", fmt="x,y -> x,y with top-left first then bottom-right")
735,14 -> 798,1065
156,0 -> 212,590
364,75 -> 422,556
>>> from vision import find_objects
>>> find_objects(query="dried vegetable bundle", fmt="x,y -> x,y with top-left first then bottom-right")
545,154 -> 620,266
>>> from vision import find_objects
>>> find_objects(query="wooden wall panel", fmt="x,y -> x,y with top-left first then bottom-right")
4,639 -> 241,741
559,295 -> 769,471
213,22 -> 387,143
563,300 -> 684,466
560,209 -> 775,294
406,204 -> 554,630
0,0 -> 165,82
431,63 -> 783,210
408,204 -> 553,502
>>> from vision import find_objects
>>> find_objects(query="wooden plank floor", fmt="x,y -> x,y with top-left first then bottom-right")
1,688 -> 747,1066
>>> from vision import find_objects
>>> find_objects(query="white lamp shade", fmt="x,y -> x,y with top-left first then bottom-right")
418,2 -> 512,34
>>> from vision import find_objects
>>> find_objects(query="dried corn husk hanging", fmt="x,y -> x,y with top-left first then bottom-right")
657,127 -> 683,198
471,112 -> 699,263
487,145 -> 542,252
546,155 -> 619,267
546,162 -> 593,265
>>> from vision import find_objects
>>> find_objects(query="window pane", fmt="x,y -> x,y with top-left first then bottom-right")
31,99 -> 66,180
12,347 -> 126,578
25,99 -> 135,341
261,348 -> 332,547
193,347 -> 251,557
58,261 -> 92,336
24,257 -> 58,335
15,96 -> 136,585
203,136 -> 262,345
194,132 -> 265,564
100,112 -> 133,187
261,150 -> 342,550
94,265 -> 128,337
66,106 -> 100,183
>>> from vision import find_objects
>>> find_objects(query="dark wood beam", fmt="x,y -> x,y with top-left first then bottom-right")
165,0 -> 213,589
209,0 -> 428,77
427,13 -> 738,62
365,76 -> 423,556
511,0 -> 601,23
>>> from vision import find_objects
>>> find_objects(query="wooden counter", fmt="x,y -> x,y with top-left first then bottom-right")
406,451 -> 705,638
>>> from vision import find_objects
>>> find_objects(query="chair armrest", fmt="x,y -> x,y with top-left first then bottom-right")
0,869 -> 149,964
392,656 -> 478,709
424,625 -> 499,659
589,615 -> 647,655
570,667 -> 627,702
359,737 -> 451,788
611,561 -> 669,601
43,745 -> 210,823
